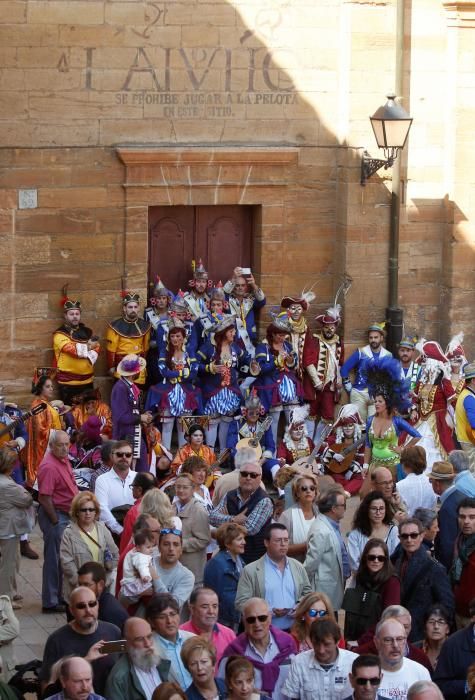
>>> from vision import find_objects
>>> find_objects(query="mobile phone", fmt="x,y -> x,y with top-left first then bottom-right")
100,640 -> 127,654
241,267 -> 251,276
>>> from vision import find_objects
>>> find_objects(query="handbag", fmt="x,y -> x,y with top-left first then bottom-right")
342,585 -> 382,641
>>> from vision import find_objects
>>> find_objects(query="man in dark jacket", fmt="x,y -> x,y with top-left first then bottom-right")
393,518 -> 454,642
428,460 -> 465,570
434,598 -> 475,699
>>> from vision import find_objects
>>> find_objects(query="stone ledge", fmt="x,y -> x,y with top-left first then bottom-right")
116,146 -> 299,167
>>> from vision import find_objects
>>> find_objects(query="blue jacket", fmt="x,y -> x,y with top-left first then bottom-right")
434,623 -> 475,699
186,678 -> 226,700
203,550 -> 243,627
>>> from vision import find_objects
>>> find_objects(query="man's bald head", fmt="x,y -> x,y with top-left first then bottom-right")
371,467 -> 394,498
407,681 -> 444,700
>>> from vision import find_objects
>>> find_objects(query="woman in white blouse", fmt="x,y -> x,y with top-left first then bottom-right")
278,473 -> 319,562
396,445 -> 436,516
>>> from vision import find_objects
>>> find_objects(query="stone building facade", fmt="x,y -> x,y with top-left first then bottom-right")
0,0 -> 474,400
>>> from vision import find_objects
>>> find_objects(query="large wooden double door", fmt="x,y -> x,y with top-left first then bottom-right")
148,205 -> 254,293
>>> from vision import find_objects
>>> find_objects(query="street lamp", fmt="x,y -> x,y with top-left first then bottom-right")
360,94 -> 413,186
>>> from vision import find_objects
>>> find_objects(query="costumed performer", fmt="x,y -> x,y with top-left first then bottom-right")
110,354 -> 153,472
170,422 -> 221,495
397,335 -> 420,392
23,370 -> 62,487
446,332 -> 467,399
227,391 -> 279,481
341,321 -> 392,423
156,290 -> 198,358
144,275 -> 173,386
106,291 -> 151,387
410,340 -> 456,468
53,291 -> 100,404
198,314 -> 258,450
280,289 -> 320,438
145,316 -> 202,450
223,266 -> 266,357
319,404 -> 365,496
70,389 -> 112,439
254,310 -> 301,446
311,295 -> 346,443
183,259 -> 212,322
455,361 -> 475,472
195,281 -> 228,348
362,355 -> 422,482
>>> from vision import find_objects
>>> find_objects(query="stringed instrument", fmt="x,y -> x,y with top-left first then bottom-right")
234,415 -> 273,460
0,402 -> 48,447
290,422 -> 334,474
326,436 -> 366,474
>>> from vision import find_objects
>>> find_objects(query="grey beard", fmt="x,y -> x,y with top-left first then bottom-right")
129,646 -> 161,671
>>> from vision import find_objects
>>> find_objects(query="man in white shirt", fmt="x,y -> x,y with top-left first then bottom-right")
374,618 -> 430,700
95,440 -> 135,536
105,617 -> 166,700
283,618 -> 357,699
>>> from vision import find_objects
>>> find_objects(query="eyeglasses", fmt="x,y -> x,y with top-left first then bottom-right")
79,508 -> 96,513
369,506 -> 385,513
400,532 -> 421,540
308,609 -> 327,618
74,600 -> 98,610
381,636 -> 406,645
115,451 -> 133,458
300,485 -> 316,492
240,471 -> 260,479
245,614 -> 269,624
367,555 -> 386,562
355,677 -> 381,687
427,618 -> 448,626
160,528 -> 182,537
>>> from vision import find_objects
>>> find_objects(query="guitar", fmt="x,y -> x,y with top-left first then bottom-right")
325,436 -> 366,474
234,416 -> 274,460
290,422 -> 334,474
0,402 -> 48,447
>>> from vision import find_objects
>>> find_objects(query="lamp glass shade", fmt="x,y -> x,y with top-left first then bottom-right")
369,95 -> 413,149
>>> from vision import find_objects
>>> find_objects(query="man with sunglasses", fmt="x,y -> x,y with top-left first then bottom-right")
218,597 -> 296,699
39,586 -> 121,698
393,518 -> 454,642
235,523 -> 312,631
345,654 -> 385,700
209,447 -> 273,564
374,618 -> 430,699
94,440 -> 136,538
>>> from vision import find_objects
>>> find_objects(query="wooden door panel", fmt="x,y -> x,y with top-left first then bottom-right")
195,206 -> 252,284
148,206 -> 194,292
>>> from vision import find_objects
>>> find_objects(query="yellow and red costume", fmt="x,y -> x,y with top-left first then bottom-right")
23,397 -> 62,486
53,323 -> 99,393
71,400 -> 112,438
106,317 -> 151,386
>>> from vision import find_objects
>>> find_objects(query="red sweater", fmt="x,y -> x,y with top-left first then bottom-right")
454,549 -> 475,617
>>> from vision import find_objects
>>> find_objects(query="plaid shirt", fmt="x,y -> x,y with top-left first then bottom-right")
209,490 -> 273,535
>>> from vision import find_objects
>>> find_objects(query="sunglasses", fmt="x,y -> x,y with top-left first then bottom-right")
240,471 -> 260,479
115,451 -> 133,458
79,508 -> 96,513
74,601 -> 98,610
400,532 -> 421,540
367,555 -> 386,562
300,485 -> 316,492
355,678 -> 381,687
160,528 -> 182,537
308,609 -> 327,618
245,614 -> 269,624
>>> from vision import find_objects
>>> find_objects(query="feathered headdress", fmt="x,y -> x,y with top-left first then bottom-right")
446,331 -> 465,360
362,355 -> 411,413
281,287 -> 316,312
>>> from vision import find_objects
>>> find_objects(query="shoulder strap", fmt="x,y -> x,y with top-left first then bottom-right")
78,525 -> 102,549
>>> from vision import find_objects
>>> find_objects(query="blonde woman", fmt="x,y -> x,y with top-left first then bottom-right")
278,473 -> 319,562
139,487 -> 182,531
60,490 -> 118,602
290,591 -> 343,652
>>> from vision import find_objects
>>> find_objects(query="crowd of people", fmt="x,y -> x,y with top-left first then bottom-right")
1,262 -> 475,700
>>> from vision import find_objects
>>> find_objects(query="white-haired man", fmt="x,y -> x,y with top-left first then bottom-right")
407,680 -> 444,700
209,447 -> 273,564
